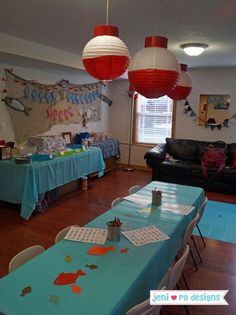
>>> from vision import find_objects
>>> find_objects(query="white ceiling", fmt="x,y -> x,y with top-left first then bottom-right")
1,0 -> 236,69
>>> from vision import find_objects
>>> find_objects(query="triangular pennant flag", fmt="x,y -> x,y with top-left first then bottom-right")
210,125 -> 215,130
186,106 -> 192,112
190,111 -> 196,117
184,99 -> 189,106
217,124 -> 222,130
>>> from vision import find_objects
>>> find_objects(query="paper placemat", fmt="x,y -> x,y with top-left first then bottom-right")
122,225 -> 169,246
64,226 -> 107,244
159,203 -> 195,215
123,194 -> 152,206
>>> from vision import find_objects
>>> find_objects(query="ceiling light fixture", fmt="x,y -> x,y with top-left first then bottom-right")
180,43 -> 208,56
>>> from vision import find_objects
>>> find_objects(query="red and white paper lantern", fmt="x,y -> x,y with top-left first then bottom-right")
167,63 -> 192,100
82,25 -> 130,81
128,36 -> 179,99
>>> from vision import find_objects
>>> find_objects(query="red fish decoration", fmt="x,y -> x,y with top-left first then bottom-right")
120,248 -> 129,253
53,269 -> 86,286
87,246 -> 115,255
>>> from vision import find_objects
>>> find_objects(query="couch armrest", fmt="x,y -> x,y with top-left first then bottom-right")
144,143 -> 167,169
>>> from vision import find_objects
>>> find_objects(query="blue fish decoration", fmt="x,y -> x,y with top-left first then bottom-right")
75,94 -> 80,104
45,92 -> 52,103
51,91 -> 57,104
71,93 -> 76,104
84,94 -> 89,104
31,89 -> 39,102
38,91 -> 45,103
80,95 -> 84,104
67,92 -> 72,103
23,87 -> 30,98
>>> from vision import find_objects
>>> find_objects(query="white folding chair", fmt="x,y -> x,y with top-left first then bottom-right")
111,197 -> 123,208
181,212 -> 200,270
166,244 -> 190,315
128,185 -> 141,195
126,288 -> 165,315
55,225 -> 80,243
9,245 -> 45,273
195,196 -> 208,247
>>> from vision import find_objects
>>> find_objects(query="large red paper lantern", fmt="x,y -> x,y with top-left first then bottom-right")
128,36 -> 179,99
167,63 -> 192,100
82,25 -> 130,81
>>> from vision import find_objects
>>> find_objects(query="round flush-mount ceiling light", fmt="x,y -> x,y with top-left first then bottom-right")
180,43 -> 209,56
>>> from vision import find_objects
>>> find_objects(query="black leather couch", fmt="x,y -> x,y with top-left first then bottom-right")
144,137 -> 236,194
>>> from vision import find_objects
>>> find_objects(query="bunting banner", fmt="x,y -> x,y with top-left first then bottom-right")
182,99 -> 235,130
2,69 -> 112,143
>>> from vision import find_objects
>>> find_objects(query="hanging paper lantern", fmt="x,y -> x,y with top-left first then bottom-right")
167,63 -> 192,100
128,36 -> 179,99
82,25 -> 130,81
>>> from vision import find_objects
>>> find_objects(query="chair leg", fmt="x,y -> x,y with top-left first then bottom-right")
191,236 -> 203,264
188,244 -> 198,271
197,224 -> 206,247
182,272 -> 190,290
176,283 -> 191,315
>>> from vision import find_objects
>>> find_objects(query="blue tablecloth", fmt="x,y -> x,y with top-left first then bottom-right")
0,181 -> 204,315
0,148 -> 105,220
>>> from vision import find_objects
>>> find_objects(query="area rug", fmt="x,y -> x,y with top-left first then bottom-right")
193,200 -> 236,244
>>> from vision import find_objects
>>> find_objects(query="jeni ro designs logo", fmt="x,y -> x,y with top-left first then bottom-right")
150,290 -> 228,305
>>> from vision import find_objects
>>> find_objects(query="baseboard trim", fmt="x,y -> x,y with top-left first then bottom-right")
117,163 -> 151,172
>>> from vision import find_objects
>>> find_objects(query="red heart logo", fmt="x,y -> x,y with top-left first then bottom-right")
171,295 -> 177,300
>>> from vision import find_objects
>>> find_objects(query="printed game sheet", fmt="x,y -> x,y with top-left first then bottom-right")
64,226 -> 107,244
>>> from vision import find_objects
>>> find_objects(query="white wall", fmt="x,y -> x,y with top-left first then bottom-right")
0,59 -> 110,144
176,67 -> 236,142
108,67 -> 236,167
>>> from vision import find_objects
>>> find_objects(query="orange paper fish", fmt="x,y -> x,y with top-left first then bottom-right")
71,284 -> 82,294
53,269 -> 86,285
87,245 -> 115,255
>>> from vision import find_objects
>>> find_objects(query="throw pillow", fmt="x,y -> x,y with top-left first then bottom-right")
232,150 -> 236,168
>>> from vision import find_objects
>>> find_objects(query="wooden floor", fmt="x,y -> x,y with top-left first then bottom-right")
0,169 -> 235,315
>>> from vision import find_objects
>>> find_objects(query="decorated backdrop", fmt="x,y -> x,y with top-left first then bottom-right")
2,69 -> 112,143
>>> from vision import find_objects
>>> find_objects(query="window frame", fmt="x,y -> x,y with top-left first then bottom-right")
133,94 -> 176,145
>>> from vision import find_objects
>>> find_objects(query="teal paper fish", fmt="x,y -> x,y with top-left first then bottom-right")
49,294 -> 60,305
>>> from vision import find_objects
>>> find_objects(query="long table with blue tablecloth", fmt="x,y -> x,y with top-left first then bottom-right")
0,181 -> 204,315
0,147 -> 105,220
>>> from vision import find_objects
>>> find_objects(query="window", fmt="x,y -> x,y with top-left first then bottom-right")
134,94 -> 175,144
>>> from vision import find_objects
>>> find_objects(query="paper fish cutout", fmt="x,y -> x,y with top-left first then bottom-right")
120,248 -> 129,253
49,294 -> 60,305
3,97 -> 32,116
71,284 -> 81,294
87,246 -> 115,256
53,269 -> 86,285
65,255 -> 72,263
86,264 -> 98,270
20,286 -> 32,297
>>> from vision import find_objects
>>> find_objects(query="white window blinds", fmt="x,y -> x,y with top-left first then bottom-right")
136,94 -> 173,144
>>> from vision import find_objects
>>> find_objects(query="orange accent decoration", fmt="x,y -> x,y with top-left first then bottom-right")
87,245 -> 115,255
71,284 -> 82,294
120,248 -> 129,253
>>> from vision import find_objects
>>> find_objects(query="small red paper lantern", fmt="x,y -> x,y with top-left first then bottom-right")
167,63 -> 192,100
82,25 -> 130,81
128,36 -> 179,99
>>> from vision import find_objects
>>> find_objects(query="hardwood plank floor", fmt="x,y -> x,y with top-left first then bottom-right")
0,169 -> 235,315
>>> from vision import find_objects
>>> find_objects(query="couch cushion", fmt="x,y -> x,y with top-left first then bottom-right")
158,160 -> 192,177
166,138 -> 198,161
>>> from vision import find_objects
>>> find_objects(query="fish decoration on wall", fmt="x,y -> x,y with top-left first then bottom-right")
2,97 -> 32,116
3,69 -> 113,143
